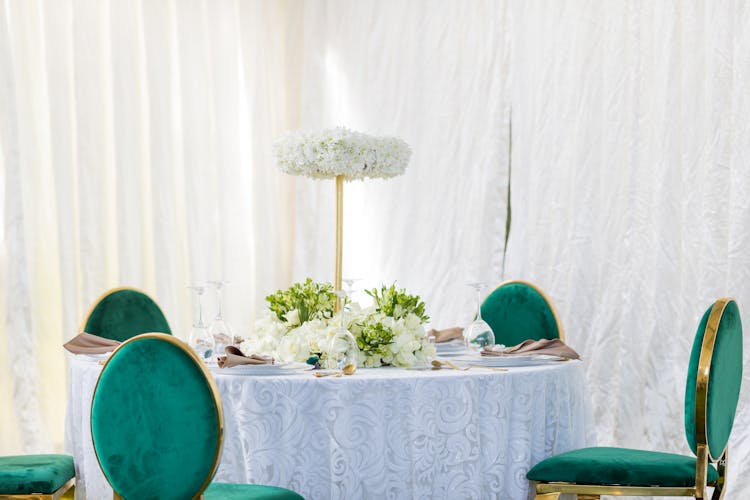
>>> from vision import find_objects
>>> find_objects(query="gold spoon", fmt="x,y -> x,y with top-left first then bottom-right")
468,365 -> 508,372
431,359 -> 470,371
313,364 -> 357,377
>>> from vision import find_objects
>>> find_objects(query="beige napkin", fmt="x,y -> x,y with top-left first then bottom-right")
63,332 -> 120,355
427,327 -> 464,343
482,338 -> 580,360
217,346 -> 274,368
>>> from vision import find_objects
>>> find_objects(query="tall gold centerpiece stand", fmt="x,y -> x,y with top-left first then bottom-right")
334,174 -> 344,311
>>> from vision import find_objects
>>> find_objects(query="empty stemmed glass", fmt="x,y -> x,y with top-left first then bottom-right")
325,288 -> 360,373
463,282 -> 496,352
208,280 -> 233,355
342,277 -> 360,307
188,284 -> 215,362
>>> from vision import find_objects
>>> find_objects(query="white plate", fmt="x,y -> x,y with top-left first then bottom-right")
76,353 -> 112,362
211,363 -> 297,376
452,354 -> 563,367
436,342 -> 470,355
435,350 -> 472,358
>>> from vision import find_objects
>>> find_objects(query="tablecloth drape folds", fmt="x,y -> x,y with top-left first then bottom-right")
66,357 -> 591,500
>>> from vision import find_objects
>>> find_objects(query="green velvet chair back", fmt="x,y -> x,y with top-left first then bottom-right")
83,287 -> 171,342
480,280 -> 563,346
91,334 -> 223,500
684,298 -> 743,461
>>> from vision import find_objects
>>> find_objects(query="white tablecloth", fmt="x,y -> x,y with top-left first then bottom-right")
65,356 -> 592,499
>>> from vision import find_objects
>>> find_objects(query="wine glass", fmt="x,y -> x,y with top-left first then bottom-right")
325,289 -> 360,373
208,280 -> 233,354
463,282 -> 496,352
342,277 -> 360,308
188,284 -> 215,362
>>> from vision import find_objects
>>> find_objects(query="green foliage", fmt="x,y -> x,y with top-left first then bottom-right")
356,321 -> 395,357
266,278 -> 337,323
365,283 -> 429,322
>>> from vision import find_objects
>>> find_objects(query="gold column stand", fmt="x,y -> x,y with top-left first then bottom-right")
334,174 -> 344,311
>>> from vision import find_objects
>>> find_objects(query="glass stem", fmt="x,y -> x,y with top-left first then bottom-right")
340,296 -> 346,332
476,287 -> 483,321
198,294 -> 204,326
216,287 -> 223,319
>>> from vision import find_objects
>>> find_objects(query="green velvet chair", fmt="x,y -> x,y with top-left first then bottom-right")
90,333 -> 304,500
480,280 -> 564,345
81,287 -> 171,342
526,297 -> 743,500
0,454 -> 75,499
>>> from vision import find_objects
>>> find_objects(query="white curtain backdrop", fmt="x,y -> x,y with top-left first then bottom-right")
506,1 -> 750,498
0,0 -> 297,452
292,0 -> 511,327
2,0 -> 750,498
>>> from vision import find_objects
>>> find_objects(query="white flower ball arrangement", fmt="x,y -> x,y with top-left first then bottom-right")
272,127 -> 411,180
239,279 -> 436,368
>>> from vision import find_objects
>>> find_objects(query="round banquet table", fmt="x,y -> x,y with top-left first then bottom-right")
65,355 -> 593,500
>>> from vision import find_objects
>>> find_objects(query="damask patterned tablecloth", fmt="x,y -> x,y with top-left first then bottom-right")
65,357 -> 592,499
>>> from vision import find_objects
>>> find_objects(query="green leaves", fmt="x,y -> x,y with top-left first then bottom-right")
356,321 -> 395,357
365,283 -> 429,322
266,278 -> 337,324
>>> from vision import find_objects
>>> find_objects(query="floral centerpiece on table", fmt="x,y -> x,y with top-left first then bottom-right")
239,279 -> 436,368
273,127 -> 411,180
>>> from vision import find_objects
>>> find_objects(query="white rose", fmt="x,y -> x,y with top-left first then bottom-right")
404,313 -> 421,331
284,309 -> 301,327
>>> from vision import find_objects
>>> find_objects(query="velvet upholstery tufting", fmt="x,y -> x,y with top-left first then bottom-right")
527,298 -> 743,494
205,483 -> 303,500
684,299 -> 743,458
91,336 -> 219,499
0,454 -> 74,494
480,281 -> 561,346
91,334 -> 304,500
526,447 -> 718,487
84,288 -> 171,342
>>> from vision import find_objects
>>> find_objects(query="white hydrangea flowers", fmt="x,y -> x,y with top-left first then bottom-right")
273,127 -> 411,180
239,304 -> 436,368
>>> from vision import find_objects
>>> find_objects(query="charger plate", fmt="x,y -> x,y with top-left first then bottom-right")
211,363 -> 297,376
452,354 -> 565,367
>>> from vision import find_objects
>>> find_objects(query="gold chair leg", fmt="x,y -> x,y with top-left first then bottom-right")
578,496 -> 600,500
59,484 -> 75,500
534,494 -> 560,500
711,449 -> 727,500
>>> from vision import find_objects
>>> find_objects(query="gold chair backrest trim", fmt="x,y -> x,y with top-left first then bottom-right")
694,297 -> 734,461
486,279 -> 566,343
79,286 -> 168,334
90,333 -> 224,499
532,297 -> 737,500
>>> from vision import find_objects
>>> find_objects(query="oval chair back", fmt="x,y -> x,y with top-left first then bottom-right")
91,333 -> 222,499
82,287 -> 171,342
480,280 -> 564,346
684,297 -> 743,489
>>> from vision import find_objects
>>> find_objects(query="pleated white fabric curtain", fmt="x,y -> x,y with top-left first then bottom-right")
0,0 -> 297,452
506,2 -> 750,497
2,0 -> 750,498
291,0 -> 511,328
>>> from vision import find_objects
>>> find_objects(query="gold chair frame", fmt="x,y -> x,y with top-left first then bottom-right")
531,297 -> 735,500
79,286 -> 169,334
90,333 -> 224,500
0,479 -> 75,500
485,279 -> 566,342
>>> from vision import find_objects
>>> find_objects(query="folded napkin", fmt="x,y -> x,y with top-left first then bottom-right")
427,327 -> 464,343
63,332 -> 120,355
482,338 -> 580,360
217,346 -> 274,368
